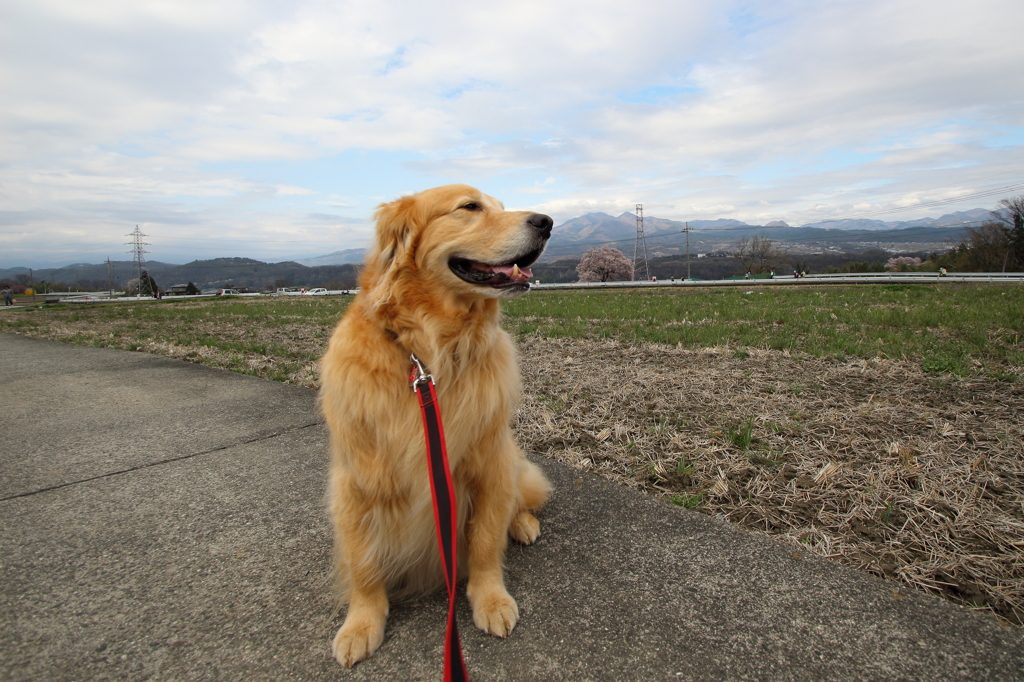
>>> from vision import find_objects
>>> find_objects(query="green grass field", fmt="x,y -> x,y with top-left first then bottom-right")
502,284 -> 1024,379
0,296 -> 347,384
2,284 -> 1023,379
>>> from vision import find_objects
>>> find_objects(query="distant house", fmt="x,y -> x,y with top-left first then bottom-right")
166,284 -> 190,296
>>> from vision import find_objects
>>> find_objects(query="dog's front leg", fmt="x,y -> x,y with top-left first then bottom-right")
465,453 -> 519,638
331,504 -> 389,668
333,579 -> 388,667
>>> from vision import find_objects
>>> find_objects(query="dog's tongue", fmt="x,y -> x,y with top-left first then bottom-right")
473,262 -> 532,281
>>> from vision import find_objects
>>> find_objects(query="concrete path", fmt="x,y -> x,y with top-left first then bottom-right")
2,332 -> 1021,681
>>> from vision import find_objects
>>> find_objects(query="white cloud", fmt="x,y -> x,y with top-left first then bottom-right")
2,0 -> 1023,266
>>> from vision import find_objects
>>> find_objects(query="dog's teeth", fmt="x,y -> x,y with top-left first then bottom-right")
512,264 -> 520,277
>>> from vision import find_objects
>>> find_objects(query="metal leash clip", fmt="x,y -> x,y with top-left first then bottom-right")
409,353 -> 434,390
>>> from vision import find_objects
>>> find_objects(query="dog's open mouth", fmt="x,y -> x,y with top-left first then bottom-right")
449,246 -> 545,289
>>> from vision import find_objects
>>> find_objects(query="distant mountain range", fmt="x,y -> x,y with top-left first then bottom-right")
295,248 -> 367,266
0,208 -> 997,285
290,207 -> 993,265
550,208 -> 990,243
803,208 -> 992,231
535,208 -> 991,260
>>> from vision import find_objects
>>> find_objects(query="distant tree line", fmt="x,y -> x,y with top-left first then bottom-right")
0,272 -> 110,294
930,196 -> 1024,272
1,259 -> 362,293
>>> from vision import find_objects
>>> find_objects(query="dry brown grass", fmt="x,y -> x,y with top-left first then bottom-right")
514,336 -> 1024,625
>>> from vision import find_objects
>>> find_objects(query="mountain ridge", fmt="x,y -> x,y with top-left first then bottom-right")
1,208 -> 998,274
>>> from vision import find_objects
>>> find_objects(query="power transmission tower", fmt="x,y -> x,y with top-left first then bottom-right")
633,204 -> 650,281
126,226 -> 151,297
681,222 -> 691,281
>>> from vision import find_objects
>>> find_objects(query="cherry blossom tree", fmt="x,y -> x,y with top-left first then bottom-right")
884,256 -> 922,271
576,246 -> 633,282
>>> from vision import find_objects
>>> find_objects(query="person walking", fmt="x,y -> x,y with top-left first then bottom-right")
2,285 -> 13,306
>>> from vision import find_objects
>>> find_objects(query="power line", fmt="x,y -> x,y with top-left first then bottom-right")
832,182 -> 1024,221
888,168 -> 1023,197
681,223 -> 692,280
155,234 -> 361,245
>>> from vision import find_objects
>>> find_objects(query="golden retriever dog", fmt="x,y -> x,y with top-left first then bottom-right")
318,184 -> 553,668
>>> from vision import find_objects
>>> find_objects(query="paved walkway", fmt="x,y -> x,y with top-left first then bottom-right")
2,332 -> 1021,681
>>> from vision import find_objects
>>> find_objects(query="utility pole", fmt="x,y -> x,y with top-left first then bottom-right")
633,204 -> 650,281
107,258 -> 114,299
681,222 -> 691,281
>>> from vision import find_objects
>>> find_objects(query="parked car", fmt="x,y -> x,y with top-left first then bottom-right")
217,289 -> 240,296
303,288 -> 329,295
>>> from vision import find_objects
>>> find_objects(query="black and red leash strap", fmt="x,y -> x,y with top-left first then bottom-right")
409,354 -> 471,682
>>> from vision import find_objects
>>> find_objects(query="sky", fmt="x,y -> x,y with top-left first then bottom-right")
2,0 -> 1023,267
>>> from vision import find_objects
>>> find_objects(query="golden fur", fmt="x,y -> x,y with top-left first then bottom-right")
319,184 -> 553,667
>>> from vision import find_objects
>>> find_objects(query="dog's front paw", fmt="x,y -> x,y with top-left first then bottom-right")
332,618 -> 385,668
509,511 -> 541,545
469,587 -> 519,638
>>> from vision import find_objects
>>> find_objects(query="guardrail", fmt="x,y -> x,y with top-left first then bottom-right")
532,272 -> 1024,290
57,290 -> 358,303
33,275 -> 1024,303
804,271 -> 1024,280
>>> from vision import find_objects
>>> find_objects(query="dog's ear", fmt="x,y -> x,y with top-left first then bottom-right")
366,193 -> 432,309
372,195 -> 420,267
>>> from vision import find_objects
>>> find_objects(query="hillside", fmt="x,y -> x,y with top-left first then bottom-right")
543,223 -> 969,261
536,207 -> 990,260
550,211 -> 747,244
0,257 -> 360,291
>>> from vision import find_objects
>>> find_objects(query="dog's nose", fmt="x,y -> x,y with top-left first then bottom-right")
527,213 -> 553,238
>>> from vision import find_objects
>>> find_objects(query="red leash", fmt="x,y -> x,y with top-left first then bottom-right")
409,354 -> 470,682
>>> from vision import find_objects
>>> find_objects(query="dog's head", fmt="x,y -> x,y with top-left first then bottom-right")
363,184 -> 552,308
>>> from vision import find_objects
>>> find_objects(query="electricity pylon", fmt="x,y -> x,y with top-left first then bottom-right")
633,204 -> 650,281
126,226 -> 151,296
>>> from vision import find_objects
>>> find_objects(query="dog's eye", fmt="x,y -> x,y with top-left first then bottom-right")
460,202 -> 482,212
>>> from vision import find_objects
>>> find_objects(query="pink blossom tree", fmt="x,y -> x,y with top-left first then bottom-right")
884,256 -> 923,272
576,246 -> 634,282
